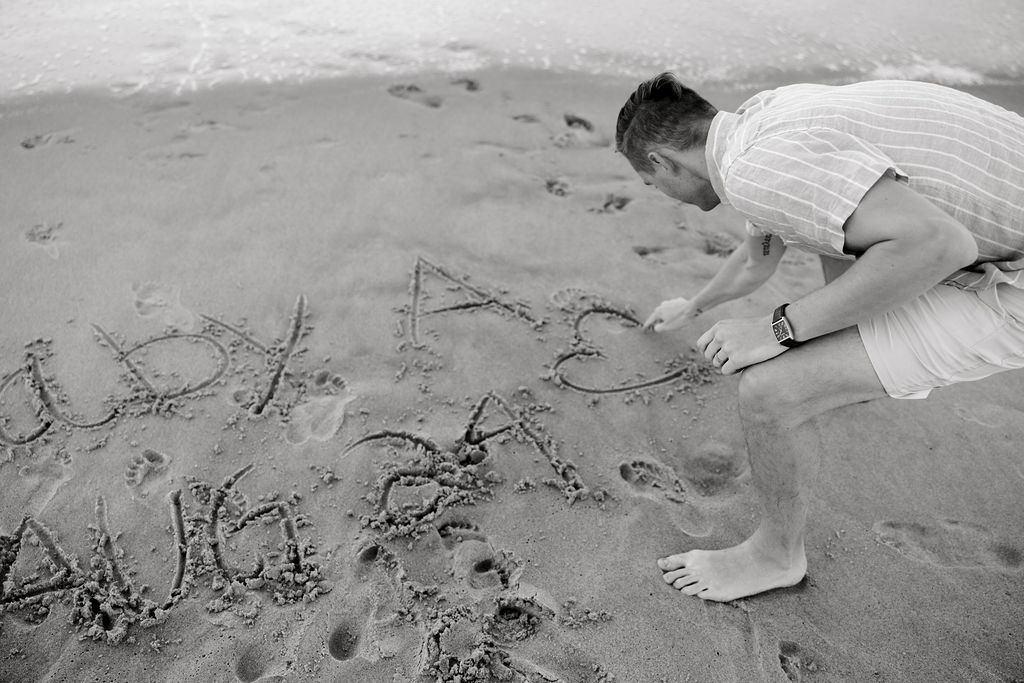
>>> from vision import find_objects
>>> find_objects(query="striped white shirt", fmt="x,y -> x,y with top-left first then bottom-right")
706,80 -> 1024,291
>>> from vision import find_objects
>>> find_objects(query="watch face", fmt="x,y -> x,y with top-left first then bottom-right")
772,319 -> 790,342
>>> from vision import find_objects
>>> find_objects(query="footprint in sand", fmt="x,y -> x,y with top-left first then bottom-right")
387,84 -> 443,108
450,77 -> 480,92
632,245 -> 667,258
284,390 -> 358,445
619,458 -> 710,536
554,113 -> 609,148
873,518 -> 1022,569
327,615 -> 363,661
8,453 -> 74,517
20,131 -> 76,149
545,178 -> 570,197
131,282 -> 196,332
349,517 -> 606,682
23,221 -> 65,259
700,230 -> 739,257
124,448 -> 171,490
323,543 -> 418,676
547,287 -> 610,314
632,244 -> 693,266
564,113 -> 593,131
590,193 -> 632,213
450,537 -> 510,592
353,542 -> 383,581
436,518 -> 489,546
233,640 -> 283,682
414,520 -> 580,680
185,119 -> 236,134
435,518 -> 535,599
310,368 -> 346,392
680,440 -> 747,497
778,640 -> 826,682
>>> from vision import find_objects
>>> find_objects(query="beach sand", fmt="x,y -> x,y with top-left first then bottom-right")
1,69 -> 1022,682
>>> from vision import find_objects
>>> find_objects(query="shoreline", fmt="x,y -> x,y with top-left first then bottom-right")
18,67 -> 1023,106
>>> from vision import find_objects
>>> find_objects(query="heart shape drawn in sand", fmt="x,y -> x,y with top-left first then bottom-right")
549,304 -> 712,395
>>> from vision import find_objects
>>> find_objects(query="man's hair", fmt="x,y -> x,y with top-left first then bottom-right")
616,72 -> 718,173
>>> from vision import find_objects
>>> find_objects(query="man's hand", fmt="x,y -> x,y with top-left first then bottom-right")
697,315 -> 787,375
643,297 -> 699,332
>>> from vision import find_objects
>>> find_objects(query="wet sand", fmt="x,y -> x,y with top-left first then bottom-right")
1,69 -> 1023,682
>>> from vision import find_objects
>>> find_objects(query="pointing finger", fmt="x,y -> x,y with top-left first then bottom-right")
643,309 -> 663,329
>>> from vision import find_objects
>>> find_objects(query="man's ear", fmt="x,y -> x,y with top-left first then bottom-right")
659,148 -> 703,177
647,150 -> 665,168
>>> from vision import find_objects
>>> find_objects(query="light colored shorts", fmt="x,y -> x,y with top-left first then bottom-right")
858,282 -> 1024,399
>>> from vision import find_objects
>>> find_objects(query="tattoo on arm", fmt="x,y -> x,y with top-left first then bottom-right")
761,235 -> 772,256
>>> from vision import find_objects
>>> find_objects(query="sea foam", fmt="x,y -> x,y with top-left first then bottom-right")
0,0 -> 1020,98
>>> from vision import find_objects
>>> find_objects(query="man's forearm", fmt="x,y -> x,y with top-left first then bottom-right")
785,240 -> 966,342
783,173 -> 981,343
691,241 -> 776,313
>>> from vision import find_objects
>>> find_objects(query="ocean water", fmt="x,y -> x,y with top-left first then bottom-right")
1,0 -> 1022,97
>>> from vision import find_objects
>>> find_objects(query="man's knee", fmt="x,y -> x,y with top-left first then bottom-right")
737,360 -> 807,426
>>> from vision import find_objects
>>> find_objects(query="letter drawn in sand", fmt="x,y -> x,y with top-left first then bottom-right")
1,328 -> 229,447
0,517 -> 77,610
0,367 -> 55,446
549,302 -> 714,395
200,294 -> 309,415
166,490 -> 189,608
0,294 -> 314,449
1,501 -> 171,642
204,463 -> 307,580
91,326 -> 230,403
465,391 -> 589,504
1,468 -> 325,642
345,391 -> 590,525
191,464 -> 323,604
343,429 -> 493,539
26,351 -> 120,429
404,256 -> 542,348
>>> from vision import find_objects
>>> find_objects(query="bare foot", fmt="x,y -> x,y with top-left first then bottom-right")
657,535 -> 807,602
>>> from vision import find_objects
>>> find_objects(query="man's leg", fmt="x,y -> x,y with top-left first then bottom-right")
658,324 -> 887,601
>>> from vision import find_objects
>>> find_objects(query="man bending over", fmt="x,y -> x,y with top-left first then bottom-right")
615,73 -> 1024,601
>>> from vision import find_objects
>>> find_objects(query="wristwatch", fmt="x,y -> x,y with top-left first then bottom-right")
771,304 -> 802,348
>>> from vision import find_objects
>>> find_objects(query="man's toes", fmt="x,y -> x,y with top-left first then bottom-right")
672,574 -> 700,590
681,581 -> 708,596
662,567 -> 693,584
658,554 -> 688,571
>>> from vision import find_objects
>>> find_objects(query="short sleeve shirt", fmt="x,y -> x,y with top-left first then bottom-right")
705,80 -> 1024,291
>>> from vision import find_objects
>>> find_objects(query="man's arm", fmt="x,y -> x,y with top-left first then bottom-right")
785,175 -> 978,342
698,175 -> 978,375
644,230 -> 787,331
